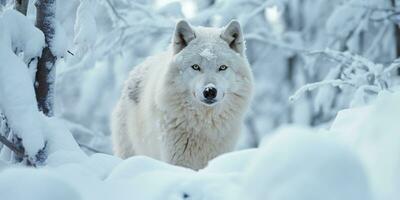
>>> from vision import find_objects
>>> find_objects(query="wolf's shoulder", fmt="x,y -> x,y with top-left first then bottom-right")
123,51 -> 171,103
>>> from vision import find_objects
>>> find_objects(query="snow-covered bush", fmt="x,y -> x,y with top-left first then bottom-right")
291,49 -> 400,111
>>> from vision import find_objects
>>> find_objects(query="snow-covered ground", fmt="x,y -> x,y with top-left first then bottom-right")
1,90 -> 399,200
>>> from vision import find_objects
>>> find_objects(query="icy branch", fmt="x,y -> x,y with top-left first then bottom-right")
289,80 -> 353,102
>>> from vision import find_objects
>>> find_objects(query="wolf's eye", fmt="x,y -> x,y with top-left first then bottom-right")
219,65 -> 228,71
191,64 -> 201,71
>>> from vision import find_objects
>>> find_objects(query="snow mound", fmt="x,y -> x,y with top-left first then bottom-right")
0,168 -> 81,200
202,148 -> 257,174
244,126 -> 371,200
1,90 -> 400,199
108,156 -> 193,180
332,91 -> 400,200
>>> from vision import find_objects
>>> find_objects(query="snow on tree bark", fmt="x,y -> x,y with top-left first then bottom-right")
14,0 -> 29,16
35,0 -> 57,117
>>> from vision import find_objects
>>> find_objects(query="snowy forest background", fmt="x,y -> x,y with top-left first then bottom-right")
1,0 -> 400,199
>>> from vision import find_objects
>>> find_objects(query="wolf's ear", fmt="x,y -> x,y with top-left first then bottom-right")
220,20 -> 245,55
173,20 -> 196,54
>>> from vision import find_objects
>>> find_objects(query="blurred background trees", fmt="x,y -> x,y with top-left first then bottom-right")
2,0 -> 399,154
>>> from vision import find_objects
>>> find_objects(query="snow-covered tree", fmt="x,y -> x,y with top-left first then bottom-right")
0,9 -> 46,164
0,0 -> 67,165
35,0 -> 58,117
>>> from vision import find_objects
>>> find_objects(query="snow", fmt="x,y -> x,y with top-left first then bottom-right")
201,148 -> 257,174
50,20 -> 68,57
108,156 -> 193,180
0,89 -> 399,199
332,91 -> 400,200
42,117 -> 83,153
0,168 -> 81,200
1,9 -> 45,62
245,126 -> 371,200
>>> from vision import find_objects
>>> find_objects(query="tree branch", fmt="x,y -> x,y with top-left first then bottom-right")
0,112 -> 25,159
35,0 -> 57,116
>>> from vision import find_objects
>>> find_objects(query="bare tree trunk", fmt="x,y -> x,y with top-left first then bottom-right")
391,0 -> 400,56
35,0 -> 56,117
390,0 -> 400,74
14,0 -> 29,15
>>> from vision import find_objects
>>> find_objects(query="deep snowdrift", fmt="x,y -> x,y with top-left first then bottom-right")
1,91 -> 400,200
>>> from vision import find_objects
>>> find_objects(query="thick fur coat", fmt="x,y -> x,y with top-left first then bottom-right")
111,20 -> 253,170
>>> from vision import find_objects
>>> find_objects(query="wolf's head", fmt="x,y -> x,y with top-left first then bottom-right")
166,20 -> 253,113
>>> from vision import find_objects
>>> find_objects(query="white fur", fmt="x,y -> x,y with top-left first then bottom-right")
111,20 -> 254,170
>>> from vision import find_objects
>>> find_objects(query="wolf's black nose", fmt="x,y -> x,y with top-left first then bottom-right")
203,87 -> 217,100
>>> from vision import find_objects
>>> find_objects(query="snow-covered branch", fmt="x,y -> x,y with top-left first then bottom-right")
291,49 -> 397,106
0,112 -> 24,159
0,9 -> 46,165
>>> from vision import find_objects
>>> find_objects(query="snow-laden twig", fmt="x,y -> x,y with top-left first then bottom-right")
292,49 -> 396,104
289,80 -> 353,102
0,112 -> 24,158
350,3 -> 400,13
383,57 -> 400,75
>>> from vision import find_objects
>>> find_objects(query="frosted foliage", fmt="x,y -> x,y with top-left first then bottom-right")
48,0 -> 400,152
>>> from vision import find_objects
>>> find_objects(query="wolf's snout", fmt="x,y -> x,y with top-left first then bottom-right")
203,87 -> 217,101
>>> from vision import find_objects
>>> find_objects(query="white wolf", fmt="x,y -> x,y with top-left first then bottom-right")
111,20 -> 253,170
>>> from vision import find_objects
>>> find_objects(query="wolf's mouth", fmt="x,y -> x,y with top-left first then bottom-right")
202,99 -> 217,105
